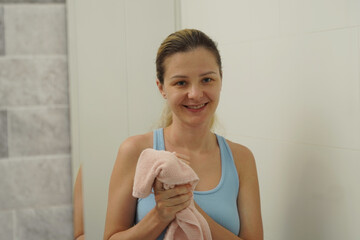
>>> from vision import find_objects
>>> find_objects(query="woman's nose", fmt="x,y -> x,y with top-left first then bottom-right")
188,85 -> 203,99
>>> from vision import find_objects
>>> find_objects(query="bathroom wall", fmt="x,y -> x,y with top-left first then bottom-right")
181,0 -> 360,239
0,0 -> 72,239
67,0 -> 176,239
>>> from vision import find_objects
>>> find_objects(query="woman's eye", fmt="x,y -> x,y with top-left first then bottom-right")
203,78 -> 212,83
176,81 -> 186,86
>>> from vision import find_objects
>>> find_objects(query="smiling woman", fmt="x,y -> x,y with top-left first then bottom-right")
103,29 -> 263,240
155,29 -> 223,130
156,47 -> 222,129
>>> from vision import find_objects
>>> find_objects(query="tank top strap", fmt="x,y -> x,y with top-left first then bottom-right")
153,128 -> 165,150
216,134 -> 237,173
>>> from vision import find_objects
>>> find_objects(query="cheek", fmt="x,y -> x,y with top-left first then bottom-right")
208,87 -> 221,101
166,91 -> 185,105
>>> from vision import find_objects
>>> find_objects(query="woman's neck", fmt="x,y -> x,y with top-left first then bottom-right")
163,121 -> 216,154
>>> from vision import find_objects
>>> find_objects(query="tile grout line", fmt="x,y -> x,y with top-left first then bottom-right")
0,54 -> 67,59
28,203 -> 73,210
6,108 -> 11,159
0,2 -> 65,7
124,0 -> 130,137
277,0 -> 281,37
0,105 -> 69,111
227,134 -> 360,152
12,209 -> 16,240
357,26 -> 360,150
0,5 -> 5,56
2,4 -> 5,56
2,203 -> 73,215
220,25 -> 359,48
357,26 -> 360,106
0,154 -> 71,162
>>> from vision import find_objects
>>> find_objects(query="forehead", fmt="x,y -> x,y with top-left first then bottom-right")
163,47 -> 220,77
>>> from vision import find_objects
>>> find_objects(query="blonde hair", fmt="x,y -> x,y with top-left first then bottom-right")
158,104 -> 173,128
156,29 -> 222,129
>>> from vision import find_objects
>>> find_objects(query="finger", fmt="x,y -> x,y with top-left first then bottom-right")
156,184 -> 190,200
153,179 -> 164,193
170,191 -> 193,206
171,197 -> 192,212
155,195 -> 192,222
159,191 -> 192,208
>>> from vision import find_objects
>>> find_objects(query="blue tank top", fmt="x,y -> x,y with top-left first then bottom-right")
135,128 -> 240,239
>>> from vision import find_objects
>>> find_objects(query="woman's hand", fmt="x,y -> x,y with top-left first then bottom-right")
153,179 -> 193,223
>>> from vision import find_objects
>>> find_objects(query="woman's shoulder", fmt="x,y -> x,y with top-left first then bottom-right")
224,138 -> 257,180
225,139 -> 254,161
111,131 -> 154,182
118,131 -> 153,159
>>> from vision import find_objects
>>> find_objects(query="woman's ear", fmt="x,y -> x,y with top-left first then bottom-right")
156,79 -> 167,99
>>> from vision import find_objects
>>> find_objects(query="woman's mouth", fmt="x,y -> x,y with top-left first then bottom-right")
183,103 -> 208,111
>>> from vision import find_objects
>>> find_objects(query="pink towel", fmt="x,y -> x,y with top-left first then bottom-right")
133,148 -> 212,240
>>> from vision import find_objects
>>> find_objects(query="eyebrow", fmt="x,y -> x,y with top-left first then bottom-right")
170,71 -> 217,79
200,71 -> 217,77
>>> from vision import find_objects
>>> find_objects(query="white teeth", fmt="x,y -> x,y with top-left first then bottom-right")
187,104 -> 205,109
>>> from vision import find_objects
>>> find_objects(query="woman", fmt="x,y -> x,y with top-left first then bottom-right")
73,166 -> 85,240
103,29 -> 263,240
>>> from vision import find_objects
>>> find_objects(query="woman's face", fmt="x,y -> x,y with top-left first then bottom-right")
157,47 -> 222,128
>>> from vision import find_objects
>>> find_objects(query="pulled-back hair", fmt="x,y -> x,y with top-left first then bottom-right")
155,29 -> 221,129
156,29 -> 222,84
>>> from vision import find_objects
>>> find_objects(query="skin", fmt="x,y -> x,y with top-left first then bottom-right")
73,167 -> 85,240
103,47 -> 263,240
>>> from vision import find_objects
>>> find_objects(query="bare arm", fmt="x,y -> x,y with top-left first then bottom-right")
103,136 -> 167,240
73,166 -> 84,240
103,136 -> 192,240
235,145 -> 263,240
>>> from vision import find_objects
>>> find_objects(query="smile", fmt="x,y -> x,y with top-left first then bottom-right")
184,103 -> 207,109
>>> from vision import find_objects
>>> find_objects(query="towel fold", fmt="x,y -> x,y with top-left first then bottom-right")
132,148 -> 212,240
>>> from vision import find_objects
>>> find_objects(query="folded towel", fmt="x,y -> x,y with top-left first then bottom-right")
133,148 -> 212,240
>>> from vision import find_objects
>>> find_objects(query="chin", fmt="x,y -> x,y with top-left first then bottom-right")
183,117 -> 213,128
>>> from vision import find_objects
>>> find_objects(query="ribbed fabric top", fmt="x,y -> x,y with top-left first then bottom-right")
135,128 -> 240,239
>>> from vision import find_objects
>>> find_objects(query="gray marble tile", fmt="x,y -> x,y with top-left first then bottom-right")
0,58 -> 69,107
0,210 -> 13,239
4,5 -> 66,55
0,0 -> 64,3
0,110 -> 8,158
0,157 -> 72,210
8,108 -> 70,157
16,205 -> 73,240
0,7 -> 4,55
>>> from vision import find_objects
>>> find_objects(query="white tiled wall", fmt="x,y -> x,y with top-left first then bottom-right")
181,0 -> 280,44
182,0 -> 360,239
125,0 -> 175,135
279,0 -> 360,34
